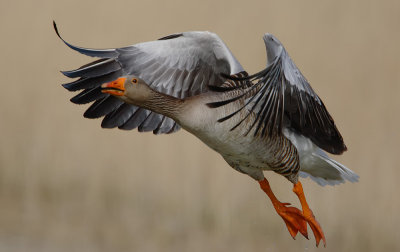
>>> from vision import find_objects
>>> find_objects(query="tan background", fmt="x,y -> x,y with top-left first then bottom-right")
1,0 -> 399,251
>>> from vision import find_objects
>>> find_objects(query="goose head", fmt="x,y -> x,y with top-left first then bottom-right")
101,75 -> 153,104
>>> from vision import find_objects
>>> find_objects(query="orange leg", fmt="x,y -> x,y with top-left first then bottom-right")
259,178 -> 308,240
293,181 -> 326,247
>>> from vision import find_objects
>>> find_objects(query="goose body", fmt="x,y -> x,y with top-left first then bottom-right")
174,92 -> 295,181
55,22 -> 358,246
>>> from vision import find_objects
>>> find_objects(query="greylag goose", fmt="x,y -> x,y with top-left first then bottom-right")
55,22 -> 358,247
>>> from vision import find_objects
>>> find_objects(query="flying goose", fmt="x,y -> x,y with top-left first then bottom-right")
55,22 -> 358,247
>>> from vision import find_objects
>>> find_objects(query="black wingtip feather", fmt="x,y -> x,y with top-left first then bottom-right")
158,33 -> 183,40
60,59 -> 120,78
61,70 -> 77,78
53,21 -> 118,58
83,97 -> 123,119
70,88 -> 107,104
53,21 -> 60,38
62,69 -> 123,92
62,82 -> 75,91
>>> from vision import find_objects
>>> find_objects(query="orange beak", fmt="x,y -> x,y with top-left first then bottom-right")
101,77 -> 126,96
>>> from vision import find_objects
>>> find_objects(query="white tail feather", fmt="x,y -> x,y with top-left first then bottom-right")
283,129 -> 359,186
299,150 -> 359,186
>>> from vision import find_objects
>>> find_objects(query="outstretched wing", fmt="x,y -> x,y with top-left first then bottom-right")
208,35 -> 346,155
56,22 -> 244,134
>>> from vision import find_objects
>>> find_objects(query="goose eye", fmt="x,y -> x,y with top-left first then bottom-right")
131,78 -> 138,84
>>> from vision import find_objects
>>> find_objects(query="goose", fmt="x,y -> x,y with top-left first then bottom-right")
55,22 -> 358,247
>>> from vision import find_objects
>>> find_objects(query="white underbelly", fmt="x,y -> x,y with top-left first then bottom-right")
177,96 -> 274,172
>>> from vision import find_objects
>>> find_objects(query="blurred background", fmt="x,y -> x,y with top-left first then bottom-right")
1,0 -> 399,251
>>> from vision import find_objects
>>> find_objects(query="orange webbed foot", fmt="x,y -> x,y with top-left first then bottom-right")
293,181 -> 327,247
274,202 -> 308,239
259,179 -> 308,240
302,208 -> 326,247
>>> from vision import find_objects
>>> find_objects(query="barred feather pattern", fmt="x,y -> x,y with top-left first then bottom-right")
265,133 -> 300,183
209,72 -> 301,181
